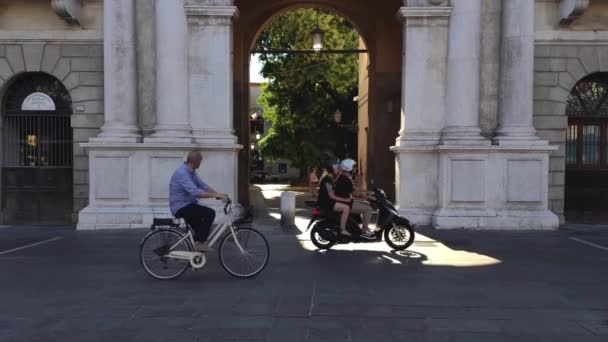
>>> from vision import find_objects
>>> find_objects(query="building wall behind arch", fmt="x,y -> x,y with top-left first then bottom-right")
0,42 -> 104,223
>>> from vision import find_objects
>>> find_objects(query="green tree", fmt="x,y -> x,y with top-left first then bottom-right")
255,9 -> 359,173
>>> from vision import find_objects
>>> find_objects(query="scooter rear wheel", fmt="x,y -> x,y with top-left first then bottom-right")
310,225 -> 336,250
384,223 -> 415,251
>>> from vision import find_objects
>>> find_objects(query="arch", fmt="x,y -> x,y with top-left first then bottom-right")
233,0 -> 403,204
1,71 -> 74,224
247,3 -> 372,55
563,71 -> 608,224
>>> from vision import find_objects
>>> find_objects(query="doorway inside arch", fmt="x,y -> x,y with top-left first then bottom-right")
564,72 -> 608,224
1,72 -> 73,225
234,0 -> 403,205
247,8 -> 371,192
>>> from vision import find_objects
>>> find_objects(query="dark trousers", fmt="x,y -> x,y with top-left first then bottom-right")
175,204 -> 216,242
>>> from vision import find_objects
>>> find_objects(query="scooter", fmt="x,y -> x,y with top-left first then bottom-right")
305,188 -> 415,251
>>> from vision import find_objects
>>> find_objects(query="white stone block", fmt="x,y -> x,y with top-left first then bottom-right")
23,44 -> 44,72
149,157 -> 183,200
71,86 -> 103,102
62,72 -> 79,90
94,157 -> 129,199
52,58 -> 71,81
450,159 -> 486,202
79,72 -> 103,86
507,160 -> 543,203
5,45 -> 24,74
70,57 -> 103,72
0,59 -> 13,81
41,45 -> 61,74
61,45 -> 91,57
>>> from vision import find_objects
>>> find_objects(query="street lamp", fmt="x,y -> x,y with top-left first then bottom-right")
256,133 -> 261,140
311,27 -> 324,52
334,109 -> 342,124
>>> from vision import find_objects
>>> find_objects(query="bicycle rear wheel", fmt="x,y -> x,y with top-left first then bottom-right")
140,229 -> 191,280
219,228 -> 269,278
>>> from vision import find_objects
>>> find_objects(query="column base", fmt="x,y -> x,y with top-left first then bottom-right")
145,125 -> 193,143
77,142 -> 243,230
90,124 -> 141,143
393,143 -> 560,231
441,126 -> 490,146
493,127 -> 548,146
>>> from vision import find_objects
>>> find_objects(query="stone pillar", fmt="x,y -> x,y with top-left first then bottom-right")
442,0 -> 487,145
146,0 -> 192,143
186,2 -> 239,145
92,0 -> 140,142
392,3 -> 451,225
495,0 -> 543,145
395,5 -> 451,146
185,1 -> 242,203
135,0 -> 156,137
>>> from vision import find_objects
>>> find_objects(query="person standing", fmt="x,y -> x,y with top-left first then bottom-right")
309,167 -> 319,197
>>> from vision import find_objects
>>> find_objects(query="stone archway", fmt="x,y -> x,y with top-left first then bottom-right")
233,0 -> 403,205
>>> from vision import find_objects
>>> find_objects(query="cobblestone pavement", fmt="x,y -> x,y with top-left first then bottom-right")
0,185 -> 607,341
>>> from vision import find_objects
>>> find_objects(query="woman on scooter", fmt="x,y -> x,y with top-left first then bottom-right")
335,159 -> 375,240
317,160 -> 353,237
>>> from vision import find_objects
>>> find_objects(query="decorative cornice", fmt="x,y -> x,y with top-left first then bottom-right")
559,0 -> 590,25
52,0 -> 81,25
0,30 -> 101,44
397,6 -> 452,22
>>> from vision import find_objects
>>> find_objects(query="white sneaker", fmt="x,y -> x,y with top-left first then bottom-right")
193,242 -> 211,252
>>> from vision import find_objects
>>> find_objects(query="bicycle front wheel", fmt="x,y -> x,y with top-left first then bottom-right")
140,229 -> 191,280
219,228 -> 269,278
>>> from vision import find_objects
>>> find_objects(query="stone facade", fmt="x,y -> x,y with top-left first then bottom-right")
0,0 -> 606,229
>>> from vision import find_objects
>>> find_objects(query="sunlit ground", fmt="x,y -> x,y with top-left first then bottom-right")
256,184 -> 502,268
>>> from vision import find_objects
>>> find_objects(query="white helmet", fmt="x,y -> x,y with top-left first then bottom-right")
340,158 -> 357,172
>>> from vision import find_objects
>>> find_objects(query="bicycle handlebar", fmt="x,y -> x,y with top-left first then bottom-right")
223,196 -> 232,215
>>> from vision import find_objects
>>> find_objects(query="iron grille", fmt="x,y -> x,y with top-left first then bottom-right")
566,72 -> 608,117
2,110 -> 72,168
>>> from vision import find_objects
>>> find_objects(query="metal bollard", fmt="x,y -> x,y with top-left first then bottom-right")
280,191 -> 296,228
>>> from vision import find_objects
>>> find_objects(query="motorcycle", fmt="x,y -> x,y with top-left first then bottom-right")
305,188 -> 415,251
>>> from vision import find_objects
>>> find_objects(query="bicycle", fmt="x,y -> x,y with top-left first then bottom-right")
139,197 -> 269,280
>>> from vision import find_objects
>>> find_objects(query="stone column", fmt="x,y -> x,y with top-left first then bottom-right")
392,3 -> 451,226
92,0 -> 140,142
135,0 -> 156,137
146,0 -> 192,143
184,0 -> 242,204
186,2 -> 239,145
395,5 -> 451,146
495,0 -> 543,145
442,0 -> 487,145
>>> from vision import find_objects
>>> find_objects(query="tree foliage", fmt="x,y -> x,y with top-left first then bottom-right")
254,9 -> 360,170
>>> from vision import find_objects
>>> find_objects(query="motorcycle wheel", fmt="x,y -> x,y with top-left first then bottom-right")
311,225 -> 336,250
384,222 -> 415,251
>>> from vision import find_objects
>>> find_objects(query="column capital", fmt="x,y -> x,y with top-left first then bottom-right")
397,6 -> 452,23
185,1 -> 239,21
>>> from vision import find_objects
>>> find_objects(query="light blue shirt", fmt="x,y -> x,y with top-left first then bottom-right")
169,163 -> 209,215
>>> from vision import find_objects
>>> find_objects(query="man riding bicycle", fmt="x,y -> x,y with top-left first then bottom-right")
169,150 -> 228,252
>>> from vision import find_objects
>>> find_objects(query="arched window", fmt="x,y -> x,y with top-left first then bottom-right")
565,72 -> 608,169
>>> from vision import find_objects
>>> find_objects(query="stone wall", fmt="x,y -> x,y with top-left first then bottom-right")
533,43 -> 608,223
0,43 -> 104,223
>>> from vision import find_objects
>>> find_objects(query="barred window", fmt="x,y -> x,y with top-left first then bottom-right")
566,73 -> 608,169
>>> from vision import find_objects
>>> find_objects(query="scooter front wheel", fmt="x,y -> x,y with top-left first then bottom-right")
384,222 -> 415,251
310,225 -> 336,250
